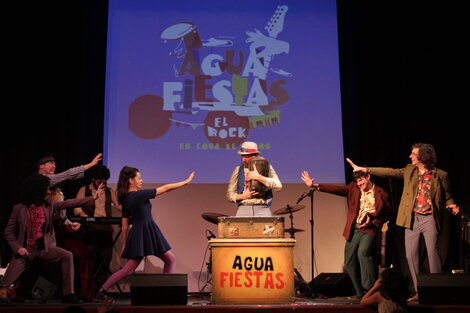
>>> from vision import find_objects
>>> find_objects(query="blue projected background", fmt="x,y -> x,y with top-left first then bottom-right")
104,0 -> 344,184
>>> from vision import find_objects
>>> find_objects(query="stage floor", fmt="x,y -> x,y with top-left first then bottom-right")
1,292 -> 470,313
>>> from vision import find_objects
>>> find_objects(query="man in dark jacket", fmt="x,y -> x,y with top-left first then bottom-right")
347,143 -> 460,301
301,169 -> 390,298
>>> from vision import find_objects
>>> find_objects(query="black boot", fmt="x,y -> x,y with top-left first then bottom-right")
95,289 -> 110,300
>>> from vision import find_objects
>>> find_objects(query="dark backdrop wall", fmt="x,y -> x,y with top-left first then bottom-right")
2,1 -> 469,270
336,0 -> 470,277
1,1 -> 109,266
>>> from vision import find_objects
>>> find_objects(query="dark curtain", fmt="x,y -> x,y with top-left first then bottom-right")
1,1 -> 109,267
2,0 -> 468,274
337,0 -> 470,279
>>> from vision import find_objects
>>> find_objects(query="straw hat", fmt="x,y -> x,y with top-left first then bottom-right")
237,141 -> 260,155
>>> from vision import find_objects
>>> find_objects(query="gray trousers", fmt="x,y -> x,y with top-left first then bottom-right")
1,246 -> 75,295
236,205 -> 272,217
405,214 -> 441,292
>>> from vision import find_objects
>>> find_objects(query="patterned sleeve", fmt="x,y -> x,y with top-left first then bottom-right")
46,165 -> 85,187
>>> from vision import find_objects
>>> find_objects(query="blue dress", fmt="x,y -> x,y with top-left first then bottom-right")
121,189 -> 171,259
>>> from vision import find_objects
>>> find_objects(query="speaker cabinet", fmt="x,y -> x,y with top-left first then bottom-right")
31,276 -> 57,300
418,273 -> 470,305
130,273 -> 188,305
308,272 -> 355,297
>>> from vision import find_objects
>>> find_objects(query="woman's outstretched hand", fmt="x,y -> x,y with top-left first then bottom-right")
185,171 -> 195,184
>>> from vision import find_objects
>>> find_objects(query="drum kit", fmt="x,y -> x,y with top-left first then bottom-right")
273,204 -> 305,238
201,204 -> 305,238
201,203 -> 309,295
201,189 -> 317,298
202,212 -> 227,225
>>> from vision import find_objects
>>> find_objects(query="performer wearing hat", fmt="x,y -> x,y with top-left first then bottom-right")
37,152 -> 103,188
36,152 -> 102,229
347,143 -> 460,302
36,152 -> 103,301
226,141 -> 282,217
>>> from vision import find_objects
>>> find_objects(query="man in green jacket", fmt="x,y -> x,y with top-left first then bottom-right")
346,143 -> 460,301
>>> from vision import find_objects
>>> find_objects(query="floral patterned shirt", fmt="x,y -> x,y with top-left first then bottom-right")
413,169 -> 435,214
26,204 -> 46,247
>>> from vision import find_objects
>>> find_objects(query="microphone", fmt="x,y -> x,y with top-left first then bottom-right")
296,191 -> 308,204
206,230 -> 216,240
296,189 -> 316,204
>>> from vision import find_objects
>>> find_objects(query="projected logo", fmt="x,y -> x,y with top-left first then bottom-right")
129,5 -> 290,148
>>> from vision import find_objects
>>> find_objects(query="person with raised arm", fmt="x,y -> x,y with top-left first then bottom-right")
96,167 -> 194,299
346,142 -> 460,301
1,174 -> 103,304
301,169 -> 390,298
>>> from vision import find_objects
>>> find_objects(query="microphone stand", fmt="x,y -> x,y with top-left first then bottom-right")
296,188 -> 318,298
305,189 -> 315,284
200,230 -> 216,293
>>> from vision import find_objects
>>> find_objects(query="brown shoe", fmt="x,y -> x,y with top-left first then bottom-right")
0,285 -> 11,304
407,293 -> 418,302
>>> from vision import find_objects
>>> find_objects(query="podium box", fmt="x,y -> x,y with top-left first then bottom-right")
210,238 -> 295,304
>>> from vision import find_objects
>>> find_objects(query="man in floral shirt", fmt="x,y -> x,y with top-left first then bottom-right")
2,175 -> 101,304
347,143 -> 460,301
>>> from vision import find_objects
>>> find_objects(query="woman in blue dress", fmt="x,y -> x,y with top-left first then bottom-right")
97,166 -> 194,298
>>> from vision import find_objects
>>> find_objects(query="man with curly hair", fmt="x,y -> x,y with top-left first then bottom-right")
347,143 -> 460,301
1,175 -> 101,304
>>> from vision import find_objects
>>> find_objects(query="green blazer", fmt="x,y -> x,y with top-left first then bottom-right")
369,164 -> 455,230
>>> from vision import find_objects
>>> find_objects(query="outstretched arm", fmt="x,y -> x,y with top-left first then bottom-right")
301,170 -> 318,188
83,153 -> 103,170
346,158 -> 368,172
360,278 -> 383,306
157,171 -> 195,195
300,171 -> 319,190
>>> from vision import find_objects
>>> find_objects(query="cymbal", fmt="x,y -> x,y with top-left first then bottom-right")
202,212 -> 227,225
284,227 -> 305,234
273,204 -> 305,215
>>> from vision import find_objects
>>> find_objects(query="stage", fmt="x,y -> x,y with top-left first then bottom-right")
1,292 -> 469,313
